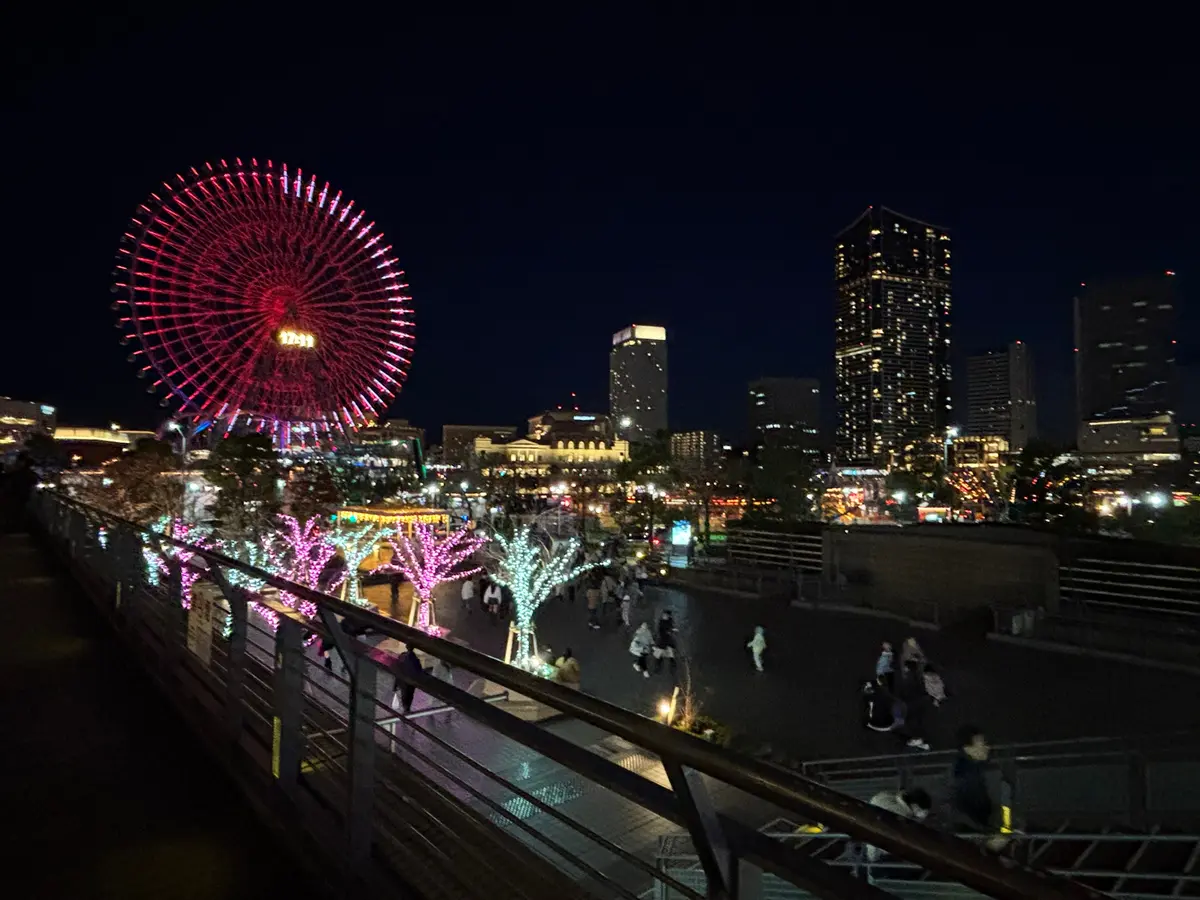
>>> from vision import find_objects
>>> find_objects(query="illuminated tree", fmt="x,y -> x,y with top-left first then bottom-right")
218,538 -> 278,634
144,516 -> 209,609
487,525 -> 602,666
327,522 -> 387,607
268,514 -> 336,619
382,523 -> 487,635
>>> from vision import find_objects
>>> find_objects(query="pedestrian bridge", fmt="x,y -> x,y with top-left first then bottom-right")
16,492 -> 1154,899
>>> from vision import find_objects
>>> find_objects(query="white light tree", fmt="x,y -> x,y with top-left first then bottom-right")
487,524 -> 602,667
327,522 -> 386,607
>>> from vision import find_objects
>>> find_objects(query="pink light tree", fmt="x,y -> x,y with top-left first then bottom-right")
379,523 -> 487,636
144,515 -> 210,609
268,514 -> 337,619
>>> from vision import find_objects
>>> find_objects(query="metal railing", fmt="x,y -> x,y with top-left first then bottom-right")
727,528 -> 824,573
656,827 -> 1200,900
794,732 -> 1200,831
32,491 -> 1114,900
1059,558 -> 1200,622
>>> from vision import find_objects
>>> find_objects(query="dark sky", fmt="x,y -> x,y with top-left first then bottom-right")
5,11 -> 1197,445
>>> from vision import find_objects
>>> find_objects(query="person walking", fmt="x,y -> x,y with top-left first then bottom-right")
875,641 -> 895,688
388,570 -> 402,619
392,643 -> 424,717
619,588 -> 638,628
586,577 -> 602,630
899,637 -> 925,673
653,610 -> 677,674
460,575 -> 476,615
747,625 -> 767,672
852,789 -> 932,883
898,659 -> 931,750
483,580 -> 502,623
629,622 -> 653,676
950,724 -> 1004,848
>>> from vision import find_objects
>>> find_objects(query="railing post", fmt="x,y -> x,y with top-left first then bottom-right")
664,760 -> 733,899
1128,751 -> 1147,829
346,657 -> 377,869
220,580 -> 249,748
272,616 -> 306,794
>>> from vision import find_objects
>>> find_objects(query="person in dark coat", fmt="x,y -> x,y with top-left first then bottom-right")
950,724 -> 997,836
862,676 -> 898,732
392,643 -> 424,715
898,659 -> 931,750
653,610 -> 677,674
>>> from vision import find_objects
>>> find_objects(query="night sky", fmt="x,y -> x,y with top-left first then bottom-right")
6,12 -> 1197,445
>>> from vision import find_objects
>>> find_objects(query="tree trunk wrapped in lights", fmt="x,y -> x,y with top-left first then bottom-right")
326,522 -> 386,607
487,525 -> 602,669
379,522 -> 487,636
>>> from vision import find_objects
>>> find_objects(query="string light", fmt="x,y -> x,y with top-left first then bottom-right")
143,515 -> 210,609
379,523 -> 487,636
326,523 -> 387,606
487,525 -> 602,666
269,514 -> 336,619
219,539 -> 278,637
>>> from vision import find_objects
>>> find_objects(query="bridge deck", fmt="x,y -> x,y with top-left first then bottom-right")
0,530 -> 321,900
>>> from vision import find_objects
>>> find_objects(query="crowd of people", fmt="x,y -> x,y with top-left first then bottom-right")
862,637 -> 947,751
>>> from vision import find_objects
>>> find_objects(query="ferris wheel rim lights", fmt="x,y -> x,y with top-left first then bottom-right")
112,158 -> 414,438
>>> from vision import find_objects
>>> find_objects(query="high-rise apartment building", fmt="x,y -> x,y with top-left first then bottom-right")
966,342 -> 1037,451
670,430 -> 722,472
1074,274 -> 1179,457
834,207 -> 952,468
748,378 -> 821,458
609,325 -> 667,443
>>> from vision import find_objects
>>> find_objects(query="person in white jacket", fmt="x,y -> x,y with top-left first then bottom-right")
747,625 -> 767,672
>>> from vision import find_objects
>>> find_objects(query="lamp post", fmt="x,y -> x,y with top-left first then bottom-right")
167,421 -> 190,521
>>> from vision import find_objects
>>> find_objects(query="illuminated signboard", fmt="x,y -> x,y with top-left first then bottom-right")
278,329 -> 316,349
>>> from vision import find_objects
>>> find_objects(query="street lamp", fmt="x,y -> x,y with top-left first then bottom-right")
167,421 -> 190,521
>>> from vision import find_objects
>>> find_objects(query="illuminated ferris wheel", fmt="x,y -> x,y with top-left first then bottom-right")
112,158 -> 414,442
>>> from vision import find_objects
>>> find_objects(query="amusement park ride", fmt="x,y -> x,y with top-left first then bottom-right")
111,158 -> 414,448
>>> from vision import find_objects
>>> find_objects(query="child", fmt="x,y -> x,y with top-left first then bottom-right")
923,663 -> 947,707
747,625 -> 767,672
629,622 -> 653,677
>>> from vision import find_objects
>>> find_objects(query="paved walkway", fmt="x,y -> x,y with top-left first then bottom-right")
0,530 -> 321,900
363,579 -> 1198,762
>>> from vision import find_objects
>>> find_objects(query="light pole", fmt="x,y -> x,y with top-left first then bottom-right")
167,421 -> 189,521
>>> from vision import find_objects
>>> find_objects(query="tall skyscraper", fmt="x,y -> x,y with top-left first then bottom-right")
609,325 -> 667,443
834,207 -> 952,468
1075,274 -> 1179,457
748,377 -> 821,458
966,342 -> 1037,450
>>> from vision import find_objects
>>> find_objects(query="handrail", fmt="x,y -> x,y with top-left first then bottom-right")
799,730 -> 1200,778
42,492 -> 1113,900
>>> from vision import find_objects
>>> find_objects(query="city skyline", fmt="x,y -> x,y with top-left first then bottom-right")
5,13 -> 1197,442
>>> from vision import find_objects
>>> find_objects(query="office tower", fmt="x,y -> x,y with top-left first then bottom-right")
1075,274 -> 1179,457
834,207 -> 952,468
966,342 -> 1037,450
610,325 -> 668,443
748,378 -> 821,457
670,430 -> 722,472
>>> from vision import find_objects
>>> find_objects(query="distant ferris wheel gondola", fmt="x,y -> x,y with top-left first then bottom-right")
112,158 -> 413,443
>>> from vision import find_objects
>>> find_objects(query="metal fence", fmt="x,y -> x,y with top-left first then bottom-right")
1059,558 -> 1200,622
33,491 -> 1112,900
726,528 -> 824,573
